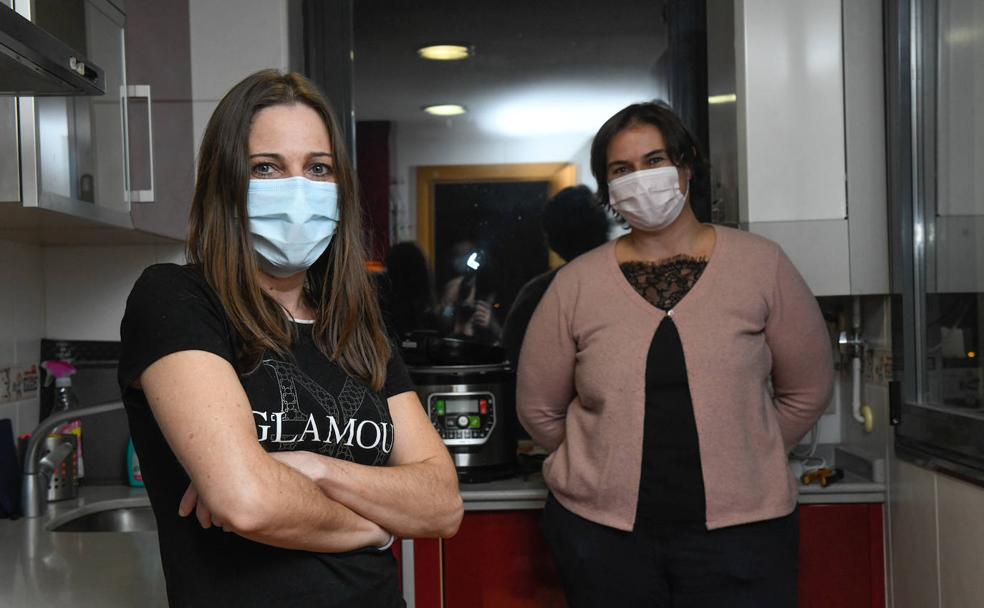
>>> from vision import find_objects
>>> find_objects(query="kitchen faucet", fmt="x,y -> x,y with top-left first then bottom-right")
21,400 -> 125,518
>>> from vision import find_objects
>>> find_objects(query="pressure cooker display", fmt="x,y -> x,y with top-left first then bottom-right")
445,400 -> 479,414
428,392 -> 496,446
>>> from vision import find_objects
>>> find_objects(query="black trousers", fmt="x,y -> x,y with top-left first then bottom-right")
540,494 -> 799,608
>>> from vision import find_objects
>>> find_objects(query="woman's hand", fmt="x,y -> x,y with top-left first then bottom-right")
179,483 -> 226,530
291,391 -> 462,539
471,300 -> 492,328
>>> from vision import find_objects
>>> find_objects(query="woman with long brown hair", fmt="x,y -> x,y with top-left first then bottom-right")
119,70 -> 462,607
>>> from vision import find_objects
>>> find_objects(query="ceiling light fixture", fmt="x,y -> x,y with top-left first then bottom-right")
417,44 -> 473,61
423,104 -> 467,116
708,93 -> 737,105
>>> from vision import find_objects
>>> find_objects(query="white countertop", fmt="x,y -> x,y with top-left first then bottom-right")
0,485 -> 166,608
460,470 -> 886,511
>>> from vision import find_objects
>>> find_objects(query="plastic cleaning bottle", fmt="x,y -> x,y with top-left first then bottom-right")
41,360 -> 84,478
127,439 -> 144,487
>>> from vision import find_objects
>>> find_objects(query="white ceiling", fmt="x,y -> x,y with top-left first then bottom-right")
352,0 -> 669,137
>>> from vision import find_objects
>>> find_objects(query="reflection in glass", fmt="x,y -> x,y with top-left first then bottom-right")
923,0 -> 984,415
434,181 -> 552,343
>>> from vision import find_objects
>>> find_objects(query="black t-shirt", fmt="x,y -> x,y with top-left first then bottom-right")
118,264 -> 414,608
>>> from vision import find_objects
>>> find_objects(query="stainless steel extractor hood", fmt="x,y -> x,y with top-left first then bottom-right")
0,3 -> 104,96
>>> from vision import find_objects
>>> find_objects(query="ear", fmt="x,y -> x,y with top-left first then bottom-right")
678,165 -> 692,192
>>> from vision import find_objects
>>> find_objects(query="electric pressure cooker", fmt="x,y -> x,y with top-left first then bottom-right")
401,332 -> 518,483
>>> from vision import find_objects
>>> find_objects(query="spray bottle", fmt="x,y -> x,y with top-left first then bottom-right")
41,360 -> 84,478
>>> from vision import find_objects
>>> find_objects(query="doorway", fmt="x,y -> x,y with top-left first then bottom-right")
416,162 -> 576,334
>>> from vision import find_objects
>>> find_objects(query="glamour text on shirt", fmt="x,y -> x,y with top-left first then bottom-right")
253,411 -> 395,452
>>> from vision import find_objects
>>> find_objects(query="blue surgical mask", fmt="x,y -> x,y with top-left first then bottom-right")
246,176 -> 340,278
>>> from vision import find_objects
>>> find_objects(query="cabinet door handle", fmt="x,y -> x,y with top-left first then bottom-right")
127,84 -> 155,203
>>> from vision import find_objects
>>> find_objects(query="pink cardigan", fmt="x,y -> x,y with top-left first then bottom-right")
516,226 -> 833,531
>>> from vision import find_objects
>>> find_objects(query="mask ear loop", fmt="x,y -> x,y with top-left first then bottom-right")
678,164 -> 691,201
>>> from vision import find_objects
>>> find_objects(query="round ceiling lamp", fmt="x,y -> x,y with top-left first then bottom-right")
417,44 -> 473,61
423,104 -> 467,116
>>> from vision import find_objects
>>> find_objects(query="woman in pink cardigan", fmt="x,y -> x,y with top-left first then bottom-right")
517,102 -> 833,607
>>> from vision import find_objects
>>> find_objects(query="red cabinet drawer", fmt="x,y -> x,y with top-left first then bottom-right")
799,504 -> 886,608
444,511 -> 566,608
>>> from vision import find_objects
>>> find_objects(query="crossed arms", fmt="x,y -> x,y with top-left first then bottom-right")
138,350 -> 463,553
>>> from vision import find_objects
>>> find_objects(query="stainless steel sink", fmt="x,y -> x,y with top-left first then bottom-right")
47,499 -> 156,533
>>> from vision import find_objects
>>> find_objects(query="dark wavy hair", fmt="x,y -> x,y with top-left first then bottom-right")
186,70 -> 390,390
589,101 -> 709,221
541,185 -> 610,261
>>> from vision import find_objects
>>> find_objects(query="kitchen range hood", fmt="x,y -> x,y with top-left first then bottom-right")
0,3 -> 104,96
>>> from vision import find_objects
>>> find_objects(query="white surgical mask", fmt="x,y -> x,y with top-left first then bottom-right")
608,166 -> 688,232
246,176 -> 340,278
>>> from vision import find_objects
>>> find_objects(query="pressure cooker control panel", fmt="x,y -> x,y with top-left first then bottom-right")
427,392 -> 496,446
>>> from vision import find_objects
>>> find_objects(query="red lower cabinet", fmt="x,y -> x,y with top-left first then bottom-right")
798,504 -> 886,608
405,504 -> 885,608
443,511 -> 566,608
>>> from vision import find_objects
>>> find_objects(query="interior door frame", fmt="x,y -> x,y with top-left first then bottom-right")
415,162 -> 578,266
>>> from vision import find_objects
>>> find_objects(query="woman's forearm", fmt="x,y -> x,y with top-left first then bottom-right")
305,453 -> 462,538
193,457 -> 390,553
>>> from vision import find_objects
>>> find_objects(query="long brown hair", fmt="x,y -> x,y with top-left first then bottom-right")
186,70 -> 391,390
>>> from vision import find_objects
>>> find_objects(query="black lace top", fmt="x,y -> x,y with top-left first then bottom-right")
620,255 -> 709,526
619,255 -> 708,310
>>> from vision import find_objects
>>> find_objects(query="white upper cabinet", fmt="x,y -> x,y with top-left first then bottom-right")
711,0 -> 890,296
736,0 -> 847,224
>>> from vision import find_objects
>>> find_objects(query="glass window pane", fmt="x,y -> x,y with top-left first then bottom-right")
924,0 -> 984,414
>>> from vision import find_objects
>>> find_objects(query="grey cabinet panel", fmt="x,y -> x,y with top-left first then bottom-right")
124,0 -> 192,100
0,98 -> 18,202
125,0 -> 194,241
128,100 -> 194,239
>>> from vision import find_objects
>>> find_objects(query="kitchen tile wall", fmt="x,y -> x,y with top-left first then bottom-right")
889,444 -> 984,608
0,240 -> 183,436
44,244 -> 184,341
890,458 -> 942,608
937,474 -> 984,606
0,239 -> 45,436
